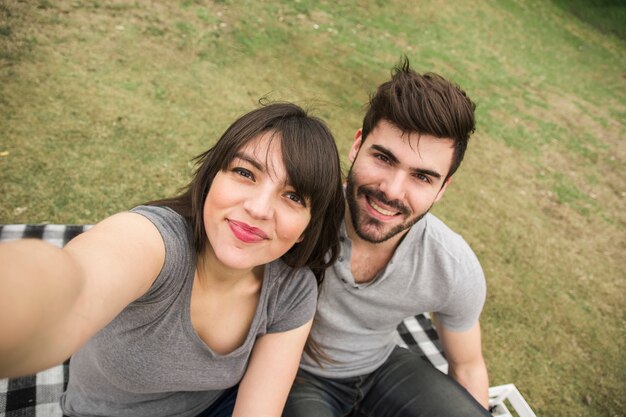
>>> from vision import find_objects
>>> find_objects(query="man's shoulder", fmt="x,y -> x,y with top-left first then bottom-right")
411,213 -> 477,262
418,213 -> 464,243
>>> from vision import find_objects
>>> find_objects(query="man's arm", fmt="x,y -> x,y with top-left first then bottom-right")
435,319 -> 489,409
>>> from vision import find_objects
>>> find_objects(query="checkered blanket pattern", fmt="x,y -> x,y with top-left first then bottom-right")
0,224 -> 445,417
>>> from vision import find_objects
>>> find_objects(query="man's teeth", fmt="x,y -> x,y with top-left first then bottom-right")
369,198 -> 397,216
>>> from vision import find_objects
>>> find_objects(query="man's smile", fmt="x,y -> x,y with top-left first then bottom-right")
367,196 -> 400,217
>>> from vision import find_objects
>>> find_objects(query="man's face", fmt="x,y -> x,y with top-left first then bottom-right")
346,120 -> 454,244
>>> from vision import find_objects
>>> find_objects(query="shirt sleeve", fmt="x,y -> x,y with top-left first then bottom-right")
433,245 -> 486,332
266,263 -> 318,333
129,205 -> 195,304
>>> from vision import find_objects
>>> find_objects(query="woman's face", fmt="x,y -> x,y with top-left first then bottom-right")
203,132 -> 312,271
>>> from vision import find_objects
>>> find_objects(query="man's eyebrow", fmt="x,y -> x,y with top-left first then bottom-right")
411,167 -> 442,179
233,151 -> 264,172
370,144 -> 399,164
370,144 -> 443,179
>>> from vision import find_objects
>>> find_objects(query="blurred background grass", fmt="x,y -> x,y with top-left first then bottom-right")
1,1 -> 624,416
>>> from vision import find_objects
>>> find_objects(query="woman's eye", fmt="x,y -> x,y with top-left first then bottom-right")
286,192 -> 306,207
233,167 -> 254,180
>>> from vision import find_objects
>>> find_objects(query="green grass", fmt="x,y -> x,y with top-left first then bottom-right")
1,1 -> 625,416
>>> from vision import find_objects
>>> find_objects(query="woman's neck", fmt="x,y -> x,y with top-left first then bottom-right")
195,245 -> 263,292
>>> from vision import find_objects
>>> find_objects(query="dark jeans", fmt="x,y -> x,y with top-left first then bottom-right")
283,346 -> 491,417
195,386 -> 238,417
63,386 -> 238,417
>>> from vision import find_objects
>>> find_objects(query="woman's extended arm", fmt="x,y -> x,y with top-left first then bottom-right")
232,320 -> 313,417
0,212 -> 165,378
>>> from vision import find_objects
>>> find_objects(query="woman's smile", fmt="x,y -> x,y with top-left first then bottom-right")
227,219 -> 269,243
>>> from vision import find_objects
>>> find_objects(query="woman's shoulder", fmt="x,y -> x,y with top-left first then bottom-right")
130,205 -> 192,244
130,205 -> 187,226
263,260 -> 318,333
127,206 -> 195,302
265,259 -> 317,293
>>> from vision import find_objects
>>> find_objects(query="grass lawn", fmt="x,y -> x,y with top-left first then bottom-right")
1,1 -> 624,416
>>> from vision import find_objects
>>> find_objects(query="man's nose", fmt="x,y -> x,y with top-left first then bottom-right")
379,171 -> 407,202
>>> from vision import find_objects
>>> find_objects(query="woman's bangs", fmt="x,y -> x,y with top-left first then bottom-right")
281,125 -> 332,209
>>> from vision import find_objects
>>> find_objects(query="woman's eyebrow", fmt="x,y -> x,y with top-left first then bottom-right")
234,151 -> 264,172
233,151 -> 294,186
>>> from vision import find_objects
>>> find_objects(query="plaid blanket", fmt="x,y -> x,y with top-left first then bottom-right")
0,224 -> 446,417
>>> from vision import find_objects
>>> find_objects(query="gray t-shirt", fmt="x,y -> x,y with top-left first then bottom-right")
300,213 -> 486,378
60,205 -> 317,417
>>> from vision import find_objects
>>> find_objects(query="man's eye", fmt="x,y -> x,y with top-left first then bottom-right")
414,173 -> 430,183
375,154 -> 390,163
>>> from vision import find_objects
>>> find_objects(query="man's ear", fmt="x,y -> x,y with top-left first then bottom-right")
434,176 -> 453,203
349,129 -> 364,162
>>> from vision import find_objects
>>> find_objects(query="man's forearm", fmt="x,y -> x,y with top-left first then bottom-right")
449,361 -> 490,409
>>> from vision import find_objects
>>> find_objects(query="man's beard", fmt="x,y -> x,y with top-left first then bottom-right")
346,168 -> 430,244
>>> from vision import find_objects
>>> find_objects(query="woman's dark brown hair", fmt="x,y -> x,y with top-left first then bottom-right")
150,102 -> 344,283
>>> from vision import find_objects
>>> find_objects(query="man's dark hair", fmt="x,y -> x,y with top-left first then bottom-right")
361,57 -> 476,179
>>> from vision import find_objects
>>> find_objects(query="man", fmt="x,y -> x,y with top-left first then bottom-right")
283,58 -> 491,417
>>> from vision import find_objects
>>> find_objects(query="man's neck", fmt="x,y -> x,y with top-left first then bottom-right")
345,209 -> 409,283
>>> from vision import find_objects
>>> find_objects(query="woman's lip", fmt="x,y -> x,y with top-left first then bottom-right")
228,220 -> 269,243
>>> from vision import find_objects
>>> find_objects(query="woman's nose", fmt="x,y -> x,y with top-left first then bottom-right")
243,188 -> 275,220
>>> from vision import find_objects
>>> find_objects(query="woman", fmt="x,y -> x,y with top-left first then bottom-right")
0,103 -> 345,417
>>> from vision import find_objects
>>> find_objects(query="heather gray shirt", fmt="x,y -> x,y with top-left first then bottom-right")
300,213 -> 486,378
61,206 -> 317,417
